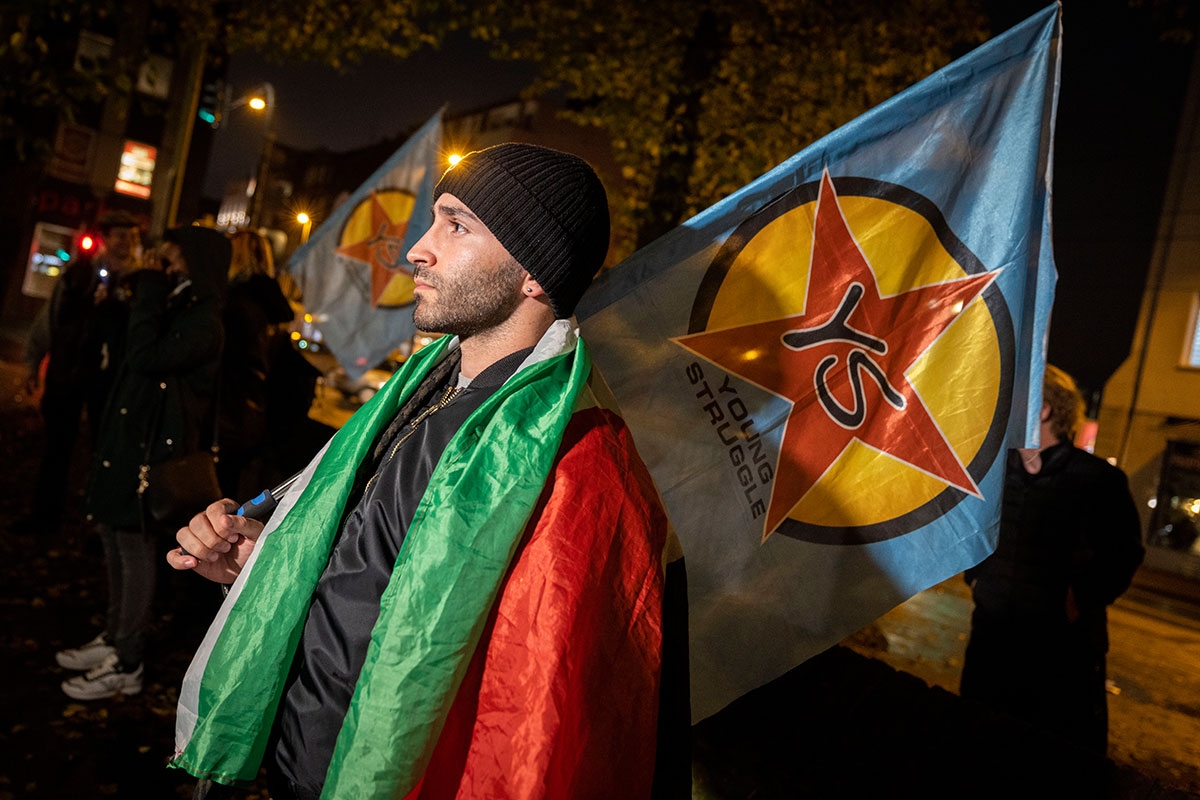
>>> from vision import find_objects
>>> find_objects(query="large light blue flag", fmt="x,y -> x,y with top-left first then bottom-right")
289,111 -> 443,378
577,4 -> 1061,721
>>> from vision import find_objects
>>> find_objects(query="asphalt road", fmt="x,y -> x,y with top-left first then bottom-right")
839,570 -> 1200,796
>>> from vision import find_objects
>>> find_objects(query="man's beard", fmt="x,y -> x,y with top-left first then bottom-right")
412,256 -> 526,337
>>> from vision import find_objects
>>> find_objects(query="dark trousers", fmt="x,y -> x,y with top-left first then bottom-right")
961,613 -> 1109,757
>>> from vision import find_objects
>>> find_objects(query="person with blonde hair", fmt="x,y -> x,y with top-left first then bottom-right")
1040,363 -> 1086,445
217,229 -> 294,499
227,229 -> 275,281
961,364 -> 1145,759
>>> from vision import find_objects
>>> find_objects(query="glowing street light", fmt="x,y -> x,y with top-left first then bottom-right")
448,153 -> 463,167
246,82 -> 276,230
297,212 -> 312,244
223,82 -> 276,230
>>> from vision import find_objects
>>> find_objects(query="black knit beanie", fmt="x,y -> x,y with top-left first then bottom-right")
434,143 -> 610,318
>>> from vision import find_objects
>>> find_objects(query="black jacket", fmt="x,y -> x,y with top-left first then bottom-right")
966,441 -> 1145,652
86,228 -> 230,530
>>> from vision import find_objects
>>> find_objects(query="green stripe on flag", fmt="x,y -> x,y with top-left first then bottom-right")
173,326 -> 593,800
324,339 -> 591,798
174,336 -> 454,782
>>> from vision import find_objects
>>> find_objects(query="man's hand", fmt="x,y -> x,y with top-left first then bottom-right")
166,498 -> 265,584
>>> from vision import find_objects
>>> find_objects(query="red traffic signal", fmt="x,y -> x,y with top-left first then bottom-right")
78,233 -> 97,253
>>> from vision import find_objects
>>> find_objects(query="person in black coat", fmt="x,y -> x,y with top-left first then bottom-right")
57,225 -> 230,701
960,364 -> 1145,758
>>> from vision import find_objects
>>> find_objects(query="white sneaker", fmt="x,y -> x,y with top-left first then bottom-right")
55,632 -> 117,671
61,653 -> 144,700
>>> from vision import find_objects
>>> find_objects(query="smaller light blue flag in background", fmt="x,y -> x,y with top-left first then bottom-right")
577,4 -> 1061,721
289,111 -> 443,379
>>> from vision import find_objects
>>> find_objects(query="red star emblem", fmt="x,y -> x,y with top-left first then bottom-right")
335,191 -> 412,306
676,170 -> 998,541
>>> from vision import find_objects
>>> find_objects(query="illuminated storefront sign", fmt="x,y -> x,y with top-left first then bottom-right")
114,141 -> 156,199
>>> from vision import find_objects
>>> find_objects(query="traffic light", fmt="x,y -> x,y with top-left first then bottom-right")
198,79 -> 225,128
78,233 -> 97,253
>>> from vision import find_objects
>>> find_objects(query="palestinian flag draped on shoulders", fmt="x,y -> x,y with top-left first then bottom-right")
172,320 -> 681,798
576,3 -> 1061,721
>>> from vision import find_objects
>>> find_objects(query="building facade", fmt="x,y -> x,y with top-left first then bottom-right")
2,16 -> 219,327
1097,43 -> 1200,581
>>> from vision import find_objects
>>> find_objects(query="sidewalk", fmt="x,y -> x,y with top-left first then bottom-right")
694,646 -> 1128,799
1130,564 -> 1200,617
692,568 -> 1200,799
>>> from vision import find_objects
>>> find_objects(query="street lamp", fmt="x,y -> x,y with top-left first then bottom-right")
219,83 -> 276,230
243,82 -> 275,231
297,212 -> 312,244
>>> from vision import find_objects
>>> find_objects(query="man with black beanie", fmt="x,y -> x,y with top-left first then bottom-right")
169,144 -> 689,799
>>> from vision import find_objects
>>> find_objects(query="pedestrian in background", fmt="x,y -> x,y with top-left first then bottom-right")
57,225 -> 230,701
960,364 -> 1146,757
216,229 -> 295,501
14,210 -> 142,535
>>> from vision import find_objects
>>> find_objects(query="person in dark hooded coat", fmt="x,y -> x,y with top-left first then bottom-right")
58,225 -> 231,701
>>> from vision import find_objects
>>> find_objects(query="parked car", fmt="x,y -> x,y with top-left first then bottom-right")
325,360 -> 400,405
290,319 -> 442,406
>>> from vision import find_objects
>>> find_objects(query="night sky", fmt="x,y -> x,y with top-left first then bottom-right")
207,3 -> 1196,398
987,0 -> 1194,400
202,32 -> 536,198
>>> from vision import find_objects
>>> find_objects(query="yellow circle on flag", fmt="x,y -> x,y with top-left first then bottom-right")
339,189 -> 417,308
706,190 -> 1005,531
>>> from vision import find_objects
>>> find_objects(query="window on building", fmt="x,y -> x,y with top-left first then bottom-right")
75,31 -> 113,75
1185,293 -> 1200,368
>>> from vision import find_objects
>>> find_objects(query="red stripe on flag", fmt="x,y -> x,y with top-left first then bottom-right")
411,407 -> 668,799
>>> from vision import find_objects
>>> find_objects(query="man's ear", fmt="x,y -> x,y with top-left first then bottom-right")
1040,403 -> 1052,422
521,276 -> 546,299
